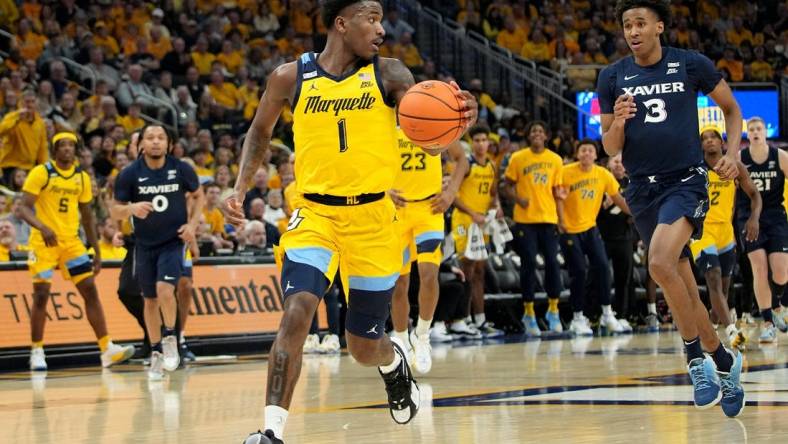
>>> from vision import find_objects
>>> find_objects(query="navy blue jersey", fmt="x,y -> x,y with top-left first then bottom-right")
737,146 -> 785,221
597,47 -> 722,177
115,156 -> 200,247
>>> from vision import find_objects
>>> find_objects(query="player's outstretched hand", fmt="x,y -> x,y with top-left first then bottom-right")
430,190 -> 453,214
450,81 -> 478,130
388,189 -> 407,208
613,94 -> 637,123
131,201 -> 154,219
40,225 -> 57,247
714,156 -> 739,180
178,224 -> 196,244
744,216 -> 759,243
223,191 -> 247,229
471,212 -> 486,225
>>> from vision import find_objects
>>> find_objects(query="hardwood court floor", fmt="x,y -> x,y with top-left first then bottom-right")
2,329 -> 787,443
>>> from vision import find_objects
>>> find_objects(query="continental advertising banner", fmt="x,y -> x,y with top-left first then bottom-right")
0,264 -> 285,349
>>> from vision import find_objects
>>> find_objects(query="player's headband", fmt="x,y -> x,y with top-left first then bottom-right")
52,132 -> 78,145
699,125 -> 722,139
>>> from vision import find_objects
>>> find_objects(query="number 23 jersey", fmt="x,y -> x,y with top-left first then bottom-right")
292,52 -> 398,196
114,156 -> 200,248
597,47 -> 722,177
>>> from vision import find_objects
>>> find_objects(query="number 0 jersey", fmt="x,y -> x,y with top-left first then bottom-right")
292,52 -> 398,196
114,156 -> 200,248
395,127 -> 442,201
22,161 -> 92,239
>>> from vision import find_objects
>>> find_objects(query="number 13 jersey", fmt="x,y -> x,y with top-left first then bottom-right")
597,47 -> 722,177
292,52 -> 398,196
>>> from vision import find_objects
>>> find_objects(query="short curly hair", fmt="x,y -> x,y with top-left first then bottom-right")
615,0 -> 672,28
321,0 -> 382,29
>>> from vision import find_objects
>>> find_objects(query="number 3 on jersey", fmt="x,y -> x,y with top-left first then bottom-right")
643,98 -> 667,123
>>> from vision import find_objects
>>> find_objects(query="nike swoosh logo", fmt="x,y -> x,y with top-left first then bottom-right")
681,175 -> 694,182
138,177 -> 149,182
624,74 -> 639,80
164,275 -> 175,280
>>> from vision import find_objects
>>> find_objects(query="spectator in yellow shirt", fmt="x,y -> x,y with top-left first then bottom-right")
118,102 -> 145,134
520,29 -> 551,63
392,32 -> 423,69
583,37 -> 608,64
92,21 -> 120,57
726,17 -> 754,47
97,218 -> 127,260
496,17 -> 526,53
0,217 -> 27,261
190,146 -> 215,184
191,37 -> 216,76
238,76 -> 261,121
0,90 -> 47,178
750,46 -> 774,82
717,46 -> 744,82
202,183 -> 227,238
147,26 -> 172,61
216,40 -> 244,75
207,70 -> 242,110
289,0 -> 314,35
14,18 -> 47,61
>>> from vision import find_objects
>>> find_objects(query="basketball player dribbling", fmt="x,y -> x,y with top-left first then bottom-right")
222,2 -> 478,443
598,0 -> 744,417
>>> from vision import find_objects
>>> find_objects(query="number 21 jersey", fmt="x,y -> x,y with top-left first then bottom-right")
736,146 -> 785,222
292,52 -> 398,196
597,47 -> 722,177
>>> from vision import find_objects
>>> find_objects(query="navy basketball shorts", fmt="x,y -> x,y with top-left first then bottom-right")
134,240 -> 185,298
695,248 -> 736,278
626,166 -> 709,259
742,212 -> 788,255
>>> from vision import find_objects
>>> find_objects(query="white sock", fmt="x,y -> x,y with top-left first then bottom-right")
393,330 -> 409,346
474,313 -> 486,327
415,317 -> 432,337
379,348 -> 402,374
602,305 -> 613,317
647,303 -> 657,315
573,311 -> 583,320
433,321 -> 446,330
179,331 -> 186,343
264,405 -> 288,439
725,324 -> 737,337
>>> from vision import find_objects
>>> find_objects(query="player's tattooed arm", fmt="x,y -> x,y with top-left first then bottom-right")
225,62 -> 296,227
379,57 -> 415,106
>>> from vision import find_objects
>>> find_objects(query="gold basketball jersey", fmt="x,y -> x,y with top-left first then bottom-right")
706,168 -> 735,224
291,52 -> 398,196
457,156 -> 495,214
395,127 -> 442,200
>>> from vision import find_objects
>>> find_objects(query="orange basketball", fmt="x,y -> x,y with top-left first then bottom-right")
398,81 -> 465,149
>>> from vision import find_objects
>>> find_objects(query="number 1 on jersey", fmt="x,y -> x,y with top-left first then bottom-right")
338,119 -> 348,152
